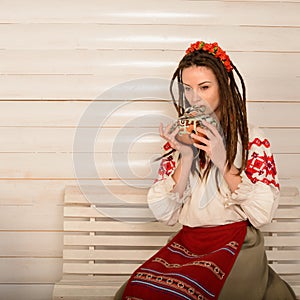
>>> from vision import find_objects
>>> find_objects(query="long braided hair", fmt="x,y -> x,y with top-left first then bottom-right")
169,45 -> 249,181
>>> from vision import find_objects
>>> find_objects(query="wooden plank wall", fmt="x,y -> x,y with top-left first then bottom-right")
0,0 -> 299,299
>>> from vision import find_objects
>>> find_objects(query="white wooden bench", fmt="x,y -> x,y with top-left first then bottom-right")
53,184 -> 300,300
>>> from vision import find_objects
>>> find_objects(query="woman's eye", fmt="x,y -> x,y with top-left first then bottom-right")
201,85 -> 209,90
184,86 -> 192,92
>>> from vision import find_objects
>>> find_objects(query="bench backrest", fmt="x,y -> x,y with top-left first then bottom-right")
62,184 -> 300,296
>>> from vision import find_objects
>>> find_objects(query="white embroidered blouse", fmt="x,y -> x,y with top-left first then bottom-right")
147,124 -> 280,229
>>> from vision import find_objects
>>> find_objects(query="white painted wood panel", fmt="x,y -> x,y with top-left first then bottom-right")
0,0 -> 299,26
0,50 -> 178,75
0,179 -> 149,206
247,102 -> 300,127
0,50 -> 298,101
0,24 -> 299,51
0,284 -> 54,300
0,152 -> 297,179
0,258 -> 61,283
0,51 -> 298,78
0,232 -> 62,257
0,205 -> 63,230
263,129 -> 300,154
1,74 -> 299,100
0,101 -> 299,127
1,127 -> 299,154
0,180 -> 73,205
0,0 -> 298,298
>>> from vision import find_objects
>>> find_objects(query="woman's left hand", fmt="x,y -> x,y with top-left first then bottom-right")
190,120 -> 227,173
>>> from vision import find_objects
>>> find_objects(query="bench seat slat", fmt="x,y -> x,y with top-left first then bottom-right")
264,236 -> 300,247
279,187 -> 299,197
274,208 -> 300,218
64,196 -> 300,206
63,263 -> 140,275
57,275 -> 129,284
64,220 -> 181,232
64,234 -> 299,247
63,249 -> 157,260
65,186 -> 148,205
269,264 -> 300,275
292,286 -> 300,297
54,283 -> 300,300
63,249 -> 300,262
63,262 -> 300,275
63,236 -> 300,248
64,220 -> 300,233
64,206 -> 154,219
53,284 -> 121,300
64,206 -> 300,219
64,235 -> 170,247
64,185 -> 299,205
260,222 -> 300,232
278,197 -> 300,206
265,250 -> 300,261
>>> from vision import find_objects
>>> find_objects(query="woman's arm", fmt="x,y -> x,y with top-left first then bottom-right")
147,123 -> 194,225
159,122 -> 194,196
171,153 -> 194,197
147,152 -> 193,225
223,164 -> 242,193
191,122 -> 280,228
228,127 -> 280,228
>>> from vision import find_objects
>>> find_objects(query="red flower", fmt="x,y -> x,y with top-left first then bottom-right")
224,60 -> 233,72
203,43 -> 214,53
185,40 -> 233,73
220,52 -> 228,61
215,48 -> 223,58
195,41 -> 201,49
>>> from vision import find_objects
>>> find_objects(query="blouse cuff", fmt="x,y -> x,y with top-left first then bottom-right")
231,171 -> 255,201
149,175 -> 191,205
147,175 -> 191,225
223,171 -> 254,207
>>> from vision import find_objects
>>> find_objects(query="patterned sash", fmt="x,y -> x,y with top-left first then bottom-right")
123,221 -> 247,300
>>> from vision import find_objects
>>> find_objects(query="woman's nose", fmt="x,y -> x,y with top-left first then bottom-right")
191,90 -> 202,103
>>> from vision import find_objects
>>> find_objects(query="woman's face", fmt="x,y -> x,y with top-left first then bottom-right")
182,65 -> 221,117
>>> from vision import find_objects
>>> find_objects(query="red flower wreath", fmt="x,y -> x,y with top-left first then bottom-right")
185,41 -> 233,73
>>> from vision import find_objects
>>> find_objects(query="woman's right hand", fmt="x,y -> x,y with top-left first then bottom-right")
159,123 -> 194,158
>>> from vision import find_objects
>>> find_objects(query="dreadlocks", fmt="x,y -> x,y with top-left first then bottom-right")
170,44 -> 249,181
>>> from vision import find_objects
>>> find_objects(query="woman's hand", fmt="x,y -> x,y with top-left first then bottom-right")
159,123 -> 193,158
191,120 -> 227,173
160,123 -> 194,197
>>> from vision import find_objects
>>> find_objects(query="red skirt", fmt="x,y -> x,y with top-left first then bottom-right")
122,221 -> 247,300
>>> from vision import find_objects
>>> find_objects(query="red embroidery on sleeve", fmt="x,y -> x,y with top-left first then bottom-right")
248,138 -> 270,149
163,142 -> 172,151
155,154 -> 176,183
154,142 -> 176,183
245,138 -> 279,189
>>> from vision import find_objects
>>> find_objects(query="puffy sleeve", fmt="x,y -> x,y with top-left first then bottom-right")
147,142 -> 191,225
227,126 -> 280,228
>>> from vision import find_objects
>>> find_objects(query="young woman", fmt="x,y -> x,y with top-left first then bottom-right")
115,41 -> 296,299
